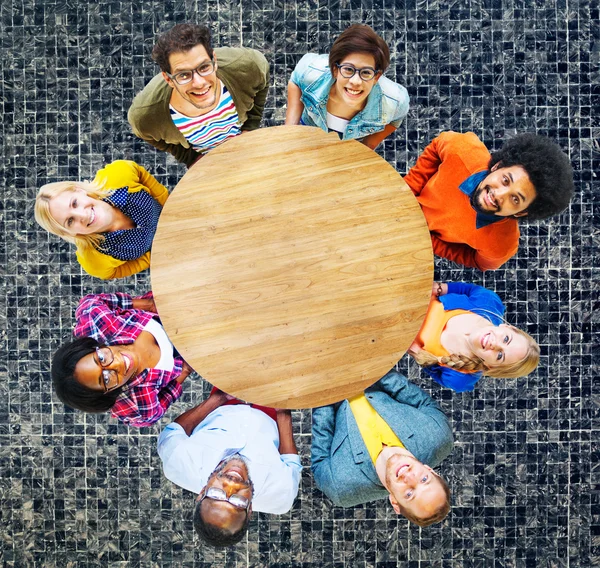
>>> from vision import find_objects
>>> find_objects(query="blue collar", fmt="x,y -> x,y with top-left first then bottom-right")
459,171 -> 501,229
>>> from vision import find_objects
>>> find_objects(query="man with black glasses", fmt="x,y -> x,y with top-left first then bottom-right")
128,23 -> 270,167
157,388 -> 301,548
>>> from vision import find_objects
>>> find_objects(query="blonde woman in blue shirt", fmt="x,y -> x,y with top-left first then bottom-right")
285,24 -> 409,149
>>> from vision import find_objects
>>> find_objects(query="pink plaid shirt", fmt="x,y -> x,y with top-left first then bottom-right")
74,292 -> 183,427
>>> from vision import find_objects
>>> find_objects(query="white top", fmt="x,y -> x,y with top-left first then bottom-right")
143,318 -> 174,371
326,112 -> 349,135
157,405 -> 302,514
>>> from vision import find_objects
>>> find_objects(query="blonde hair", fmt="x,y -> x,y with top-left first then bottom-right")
34,178 -> 112,251
412,325 -> 540,379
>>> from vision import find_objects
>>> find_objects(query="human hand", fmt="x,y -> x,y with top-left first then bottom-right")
432,282 -> 447,298
132,297 -> 158,313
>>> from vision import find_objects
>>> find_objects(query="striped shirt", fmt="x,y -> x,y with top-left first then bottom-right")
170,80 -> 241,154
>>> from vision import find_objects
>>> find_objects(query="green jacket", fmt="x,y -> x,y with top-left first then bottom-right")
128,47 -> 270,167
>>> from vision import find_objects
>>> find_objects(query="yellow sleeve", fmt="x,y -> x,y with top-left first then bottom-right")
76,247 -> 151,280
94,160 -> 170,206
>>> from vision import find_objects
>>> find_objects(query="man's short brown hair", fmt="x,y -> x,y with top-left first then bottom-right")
328,24 -> 391,76
152,23 -> 213,73
399,475 -> 451,527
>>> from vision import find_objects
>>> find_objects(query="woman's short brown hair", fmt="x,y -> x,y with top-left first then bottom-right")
328,24 -> 391,75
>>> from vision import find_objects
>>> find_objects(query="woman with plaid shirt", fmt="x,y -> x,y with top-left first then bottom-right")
51,291 -> 193,427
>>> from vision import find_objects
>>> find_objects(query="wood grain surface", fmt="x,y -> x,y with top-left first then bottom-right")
151,125 -> 433,408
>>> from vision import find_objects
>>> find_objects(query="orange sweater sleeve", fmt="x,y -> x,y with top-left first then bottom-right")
404,135 -> 446,196
430,234 -> 509,271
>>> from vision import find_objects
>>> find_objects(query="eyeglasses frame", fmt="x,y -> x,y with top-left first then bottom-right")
165,60 -> 216,85
199,487 -> 251,514
335,62 -> 380,82
94,346 -> 119,392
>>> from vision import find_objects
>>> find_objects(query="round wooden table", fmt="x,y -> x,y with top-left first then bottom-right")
151,126 -> 433,408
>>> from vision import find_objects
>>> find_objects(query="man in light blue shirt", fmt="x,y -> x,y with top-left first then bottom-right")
157,389 -> 302,547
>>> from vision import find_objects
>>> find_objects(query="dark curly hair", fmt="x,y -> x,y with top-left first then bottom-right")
193,498 -> 251,548
152,23 -> 213,74
51,336 -> 124,413
489,134 -> 574,221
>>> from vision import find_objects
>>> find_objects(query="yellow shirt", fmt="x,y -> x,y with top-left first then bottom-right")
75,160 -> 170,280
348,393 -> 403,463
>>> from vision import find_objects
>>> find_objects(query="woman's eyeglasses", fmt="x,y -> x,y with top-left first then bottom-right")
95,346 -> 119,392
335,63 -> 379,81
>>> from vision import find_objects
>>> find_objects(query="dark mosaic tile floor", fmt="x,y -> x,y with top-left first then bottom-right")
1,0 -> 598,566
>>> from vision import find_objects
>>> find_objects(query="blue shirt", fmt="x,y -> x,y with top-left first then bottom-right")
157,405 -> 302,514
99,186 -> 163,261
459,170 -> 502,229
424,282 -> 505,392
290,53 -> 409,141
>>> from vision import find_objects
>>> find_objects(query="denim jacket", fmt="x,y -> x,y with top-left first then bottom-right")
290,53 -> 409,140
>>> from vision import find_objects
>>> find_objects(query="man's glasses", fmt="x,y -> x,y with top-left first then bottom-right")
95,346 -> 119,392
166,61 -> 216,85
335,63 -> 379,81
200,487 -> 250,512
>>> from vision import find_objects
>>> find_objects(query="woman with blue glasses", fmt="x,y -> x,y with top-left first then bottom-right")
285,24 -> 409,149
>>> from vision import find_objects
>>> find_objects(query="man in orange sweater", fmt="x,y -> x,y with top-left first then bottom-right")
404,131 -> 574,271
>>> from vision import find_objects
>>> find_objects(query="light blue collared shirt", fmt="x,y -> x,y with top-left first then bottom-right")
290,53 -> 409,140
157,405 -> 302,514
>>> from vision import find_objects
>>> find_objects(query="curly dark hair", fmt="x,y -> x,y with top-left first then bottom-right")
193,498 -> 251,548
51,336 -> 124,413
152,23 -> 213,74
489,133 -> 574,221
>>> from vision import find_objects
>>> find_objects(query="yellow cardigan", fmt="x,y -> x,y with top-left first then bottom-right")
75,160 -> 169,279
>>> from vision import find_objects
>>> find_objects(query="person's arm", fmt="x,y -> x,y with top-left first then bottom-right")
422,363 -> 481,393
430,234 -> 499,271
174,361 -> 195,384
368,369 -> 443,413
361,124 -> 398,150
403,136 -> 445,196
174,389 -> 230,436
275,409 -> 298,455
134,163 -> 170,206
76,248 -> 151,280
310,405 -> 340,500
432,281 -> 449,298
241,53 -> 270,131
285,81 -> 305,125
131,294 -> 157,313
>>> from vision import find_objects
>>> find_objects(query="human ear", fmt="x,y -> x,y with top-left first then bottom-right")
491,162 -> 500,172
162,72 -> 174,86
388,493 -> 401,515
513,210 -> 529,218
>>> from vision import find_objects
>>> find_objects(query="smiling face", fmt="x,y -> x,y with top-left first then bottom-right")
467,323 -> 530,369
382,450 -> 448,521
471,164 -> 537,217
164,44 -> 219,115
197,455 -> 254,534
74,345 -> 139,392
332,52 -> 380,110
47,188 -> 115,236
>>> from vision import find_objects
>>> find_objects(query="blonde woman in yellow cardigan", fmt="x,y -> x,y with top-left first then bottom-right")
35,160 -> 169,280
